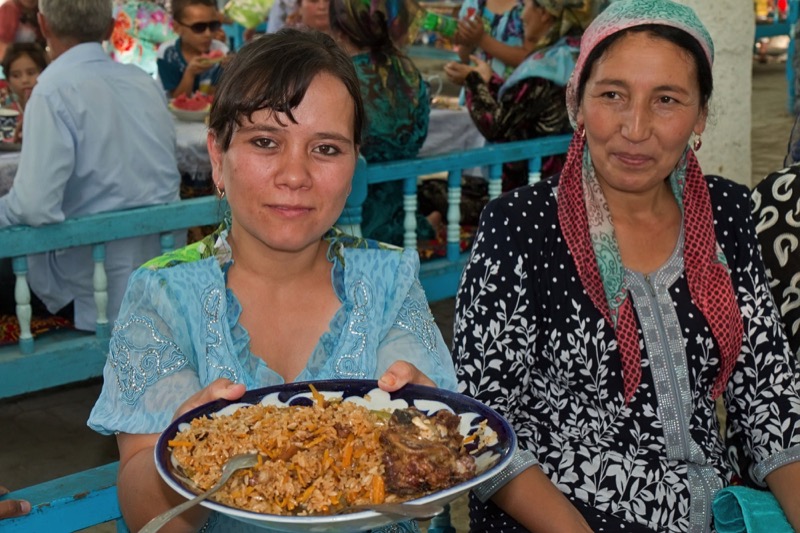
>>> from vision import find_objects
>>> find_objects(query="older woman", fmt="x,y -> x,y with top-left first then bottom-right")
445,0 -> 591,190
88,29 -> 455,533
454,1 -> 800,531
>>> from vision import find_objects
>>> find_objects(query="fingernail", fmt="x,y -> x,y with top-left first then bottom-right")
379,374 -> 396,387
20,500 -> 30,513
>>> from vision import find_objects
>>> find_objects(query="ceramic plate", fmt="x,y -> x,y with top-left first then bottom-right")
155,379 -> 516,532
168,103 -> 209,122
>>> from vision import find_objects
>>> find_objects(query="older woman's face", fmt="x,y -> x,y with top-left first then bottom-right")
577,32 -> 707,196
207,72 -> 357,256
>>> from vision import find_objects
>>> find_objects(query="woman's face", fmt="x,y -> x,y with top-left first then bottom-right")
208,72 -> 357,256
300,0 -> 331,32
7,53 -> 41,104
521,0 -> 552,44
577,32 -> 707,196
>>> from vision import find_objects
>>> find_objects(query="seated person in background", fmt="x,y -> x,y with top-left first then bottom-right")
330,0 -> 434,246
157,0 -> 228,97
0,0 -> 44,61
0,0 -> 182,332
751,165 -> 800,359
266,0 -> 297,33
454,0 -> 527,86
1,41 -> 47,113
445,0 -> 591,191
286,0 -> 330,32
88,29 -> 456,532
454,0 -> 800,531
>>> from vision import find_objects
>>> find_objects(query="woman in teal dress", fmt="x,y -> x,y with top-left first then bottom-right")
88,29 -> 455,533
330,0 -> 434,246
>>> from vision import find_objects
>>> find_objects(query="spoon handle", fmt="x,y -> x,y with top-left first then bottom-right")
138,480 -> 225,533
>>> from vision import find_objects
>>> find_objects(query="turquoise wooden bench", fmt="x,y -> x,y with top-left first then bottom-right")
0,134 -> 572,531
0,134 -> 571,401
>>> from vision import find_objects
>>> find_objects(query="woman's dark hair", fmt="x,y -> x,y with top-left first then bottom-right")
208,28 -> 365,151
2,42 -> 48,80
576,24 -> 713,109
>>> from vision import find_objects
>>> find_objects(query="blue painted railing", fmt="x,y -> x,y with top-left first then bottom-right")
0,134 -> 573,531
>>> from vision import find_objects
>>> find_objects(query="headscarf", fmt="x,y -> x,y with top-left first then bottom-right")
498,0 -> 595,99
556,0 -> 742,403
536,0 -> 597,50
329,0 -> 423,103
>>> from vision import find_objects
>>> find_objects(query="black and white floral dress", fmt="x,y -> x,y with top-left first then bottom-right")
454,175 -> 800,532
751,164 -> 800,360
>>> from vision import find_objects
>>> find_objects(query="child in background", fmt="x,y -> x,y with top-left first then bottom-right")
1,41 -> 47,111
156,0 -> 229,97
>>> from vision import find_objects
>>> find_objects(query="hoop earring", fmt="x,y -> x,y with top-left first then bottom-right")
692,135 -> 702,152
214,183 -> 226,199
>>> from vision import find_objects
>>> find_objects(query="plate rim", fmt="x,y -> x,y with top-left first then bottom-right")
155,378 -> 517,525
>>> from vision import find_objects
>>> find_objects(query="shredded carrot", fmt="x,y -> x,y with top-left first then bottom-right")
463,433 -> 478,444
298,484 -> 316,503
304,434 -> 327,448
308,383 -> 325,407
371,475 -> 385,504
167,440 -> 193,447
257,454 -> 263,467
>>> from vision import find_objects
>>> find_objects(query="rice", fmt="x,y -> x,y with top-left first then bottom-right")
169,398 -> 389,516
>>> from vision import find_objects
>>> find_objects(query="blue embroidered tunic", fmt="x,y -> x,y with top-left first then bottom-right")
89,224 -> 457,533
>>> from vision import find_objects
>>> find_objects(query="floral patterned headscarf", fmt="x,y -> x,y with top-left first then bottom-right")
329,0 -> 422,103
556,0 -> 742,404
535,0 -> 597,49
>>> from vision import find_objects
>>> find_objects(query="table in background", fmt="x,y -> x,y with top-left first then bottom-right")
0,109 -> 485,197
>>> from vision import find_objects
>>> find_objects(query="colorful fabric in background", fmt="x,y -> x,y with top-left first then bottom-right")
458,0 -> 524,80
329,0 -> 424,106
499,35 -> 579,98
108,1 -> 176,78
0,314 -> 73,346
223,0 -> 275,28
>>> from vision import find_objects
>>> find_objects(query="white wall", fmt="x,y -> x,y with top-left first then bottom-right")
678,0 -> 754,186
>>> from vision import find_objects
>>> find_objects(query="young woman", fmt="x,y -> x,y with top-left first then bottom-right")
89,29 -> 455,533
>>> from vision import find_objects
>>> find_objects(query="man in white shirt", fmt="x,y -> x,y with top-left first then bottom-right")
0,0 -> 182,330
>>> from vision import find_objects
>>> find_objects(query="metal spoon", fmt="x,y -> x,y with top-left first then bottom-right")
140,453 -> 260,533
334,500 -> 445,519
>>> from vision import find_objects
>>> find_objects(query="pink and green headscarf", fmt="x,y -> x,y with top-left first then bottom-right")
556,0 -> 743,404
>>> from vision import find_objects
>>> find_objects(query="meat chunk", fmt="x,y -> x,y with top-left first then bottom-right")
380,407 -> 476,496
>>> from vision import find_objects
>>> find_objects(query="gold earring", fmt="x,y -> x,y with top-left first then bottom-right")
578,125 -> 585,139
214,183 -> 226,199
693,135 -> 702,151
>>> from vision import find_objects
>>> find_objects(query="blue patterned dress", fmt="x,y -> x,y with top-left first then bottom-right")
89,223 -> 456,533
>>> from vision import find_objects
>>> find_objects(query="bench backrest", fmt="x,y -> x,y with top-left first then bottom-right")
0,134 -> 572,400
